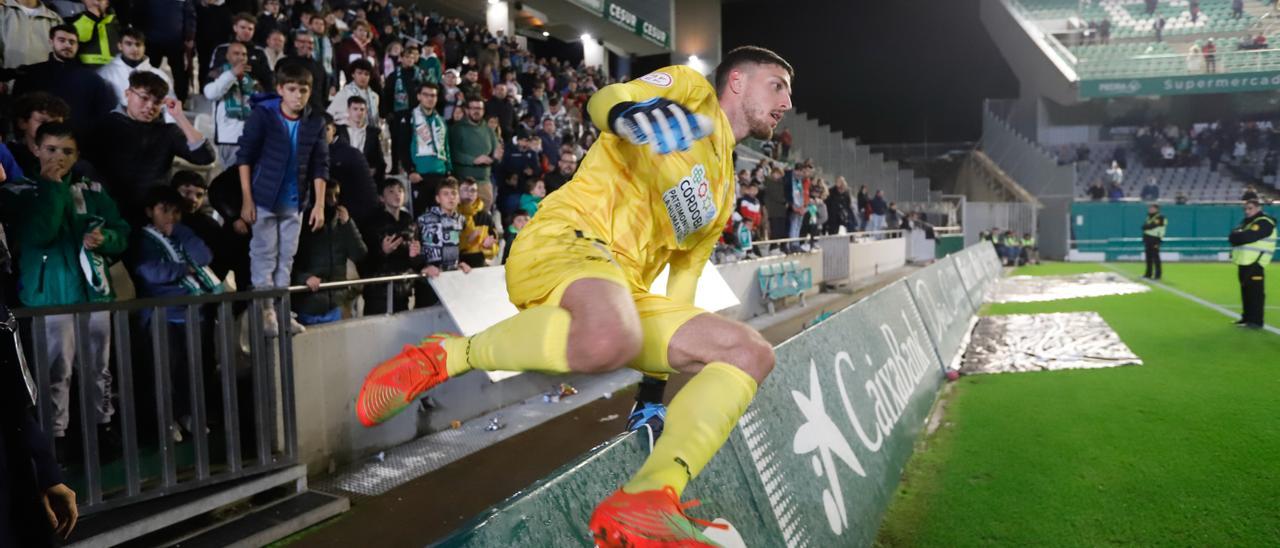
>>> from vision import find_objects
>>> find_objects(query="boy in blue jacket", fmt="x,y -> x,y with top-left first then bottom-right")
235,60 -> 328,335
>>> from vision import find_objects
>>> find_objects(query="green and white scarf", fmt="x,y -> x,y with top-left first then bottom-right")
222,64 -> 258,120
142,225 -> 224,295
68,181 -> 111,299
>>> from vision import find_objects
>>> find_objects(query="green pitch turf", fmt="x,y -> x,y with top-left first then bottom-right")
877,262 -> 1280,546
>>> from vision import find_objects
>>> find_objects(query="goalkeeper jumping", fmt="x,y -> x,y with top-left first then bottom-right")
356,46 -> 794,547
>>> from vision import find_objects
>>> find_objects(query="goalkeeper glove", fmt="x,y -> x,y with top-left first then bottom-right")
608,98 -> 713,155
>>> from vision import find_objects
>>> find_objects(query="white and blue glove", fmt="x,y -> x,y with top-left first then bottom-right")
608,98 -> 713,155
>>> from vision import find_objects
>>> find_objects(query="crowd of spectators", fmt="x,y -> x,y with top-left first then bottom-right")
0,0 -> 617,462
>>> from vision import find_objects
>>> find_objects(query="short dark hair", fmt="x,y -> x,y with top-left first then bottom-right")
35,121 -> 76,146
49,24 -> 76,41
171,170 -> 207,189
525,178 -> 544,192
511,208 -> 529,218
714,45 -> 794,94
436,176 -> 460,194
403,42 -> 421,53
378,178 -> 404,193
128,71 -> 170,100
1245,199 -> 1262,208
13,91 -> 70,124
347,95 -> 368,107
143,185 -> 186,211
350,58 -> 374,75
232,12 -> 258,26
275,60 -> 314,88
459,176 -> 477,187
120,26 -> 146,45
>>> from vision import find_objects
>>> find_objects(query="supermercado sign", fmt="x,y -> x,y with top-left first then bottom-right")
1080,71 -> 1280,98
436,243 -> 1002,547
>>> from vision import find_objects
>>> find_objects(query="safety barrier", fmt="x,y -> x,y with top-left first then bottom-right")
1070,202 -> 1280,261
434,242 -> 1003,547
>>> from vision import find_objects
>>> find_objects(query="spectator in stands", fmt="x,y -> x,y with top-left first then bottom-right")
543,95 -> 570,130
802,183 -> 826,240
441,68 -> 463,119
855,184 -> 871,230
501,133 -> 539,193
1106,160 -> 1125,186
382,41 -> 425,117
784,162 -> 810,246
1141,176 -> 1161,202
264,30 -> 286,71
519,178 -> 545,218
736,180 -> 764,238
501,208 -> 528,264
335,20 -> 378,85
393,84 -> 450,216
283,32 -> 329,114
324,114 -> 378,222
417,36 -> 444,86
12,25 -> 118,136
545,151 -> 577,194
67,0 -> 120,66
486,83 -> 516,140
254,0 -> 287,46
0,0 -> 61,70
291,180 -> 367,326
869,189 -> 889,232
1242,185 -> 1259,201
1233,138 -> 1248,163
208,14 -> 274,90
335,95 -> 386,180
307,11 -> 335,82
522,80 -> 547,122
127,185 -> 221,440
10,122 -> 129,457
886,201 -> 902,231
204,41 -> 264,167
825,176 -> 854,233
1108,181 -> 1125,202
236,62 -> 329,335
414,177 -> 469,307
139,0 -> 195,101
329,59 -> 380,127
171,170 -> 237,284
451,96 -> 500,203
537,118 -> 562,158
1203,38 -> 1217,73
360,179 -> 419,314
98,27 -> 176,113
5,92 -> 72,176
458,178 -> 499,268
87,71 -> 215,220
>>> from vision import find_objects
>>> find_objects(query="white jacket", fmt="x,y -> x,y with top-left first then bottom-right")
327,82 -> 379,127
0,0 -> 60,69
202,69 -> 255,146
98,54 -> 177,123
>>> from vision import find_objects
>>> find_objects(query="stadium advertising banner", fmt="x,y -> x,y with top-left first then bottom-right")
566,0 -> 670,48
436,244 -> 1001,547
1080,71 -> 1280,98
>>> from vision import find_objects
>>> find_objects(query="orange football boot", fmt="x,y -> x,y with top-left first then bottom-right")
356,333 -> 457,427
589,486 -> 726,547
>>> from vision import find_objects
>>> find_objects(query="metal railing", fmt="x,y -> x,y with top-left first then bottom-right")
18,271 -> 435,516
1076,46 -> 1280,79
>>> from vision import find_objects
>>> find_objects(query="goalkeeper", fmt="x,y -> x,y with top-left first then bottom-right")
356,46 -> 794,547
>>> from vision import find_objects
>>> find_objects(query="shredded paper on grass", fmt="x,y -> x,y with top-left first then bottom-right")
988,272 -> 1149,303
962,312 -> 1142,374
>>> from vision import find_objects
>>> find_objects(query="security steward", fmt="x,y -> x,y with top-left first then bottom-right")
1228,199 -> 1276,329
1142,203 -> 1167,279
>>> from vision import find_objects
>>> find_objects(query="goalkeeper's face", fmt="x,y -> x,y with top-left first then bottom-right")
742,64 -> 793,140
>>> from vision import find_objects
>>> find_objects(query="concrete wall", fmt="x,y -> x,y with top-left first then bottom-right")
849,238 -> 907,281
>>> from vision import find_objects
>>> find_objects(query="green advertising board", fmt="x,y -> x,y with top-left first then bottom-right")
435,244 -> 1003,547
1080,70 -> 1280,98
566,0 -> 670,48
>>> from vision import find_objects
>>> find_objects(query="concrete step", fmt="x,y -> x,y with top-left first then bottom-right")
174,491 -> 349,548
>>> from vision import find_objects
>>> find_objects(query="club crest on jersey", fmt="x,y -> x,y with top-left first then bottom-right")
662,164 -> 717,244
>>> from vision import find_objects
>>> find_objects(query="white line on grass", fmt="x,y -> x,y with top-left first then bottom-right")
1103,265 -> 1280,336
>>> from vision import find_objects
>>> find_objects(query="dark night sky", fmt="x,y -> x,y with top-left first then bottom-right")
722,0 -> 1020,144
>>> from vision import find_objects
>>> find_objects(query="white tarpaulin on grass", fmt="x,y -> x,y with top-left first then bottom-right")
962,312 -> 1143,374
988,272 -> 1149,303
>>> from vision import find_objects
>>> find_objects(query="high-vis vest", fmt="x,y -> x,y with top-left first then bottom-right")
1143,214 -> 1166,239
1231,214 -> 1276,267
71,11 -> 119,66
1023,237 -> 1036,247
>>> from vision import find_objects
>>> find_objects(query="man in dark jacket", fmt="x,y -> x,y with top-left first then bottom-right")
282,33 -> 329,114
206,13 -> 274,89
324,115 -> 379,222
544,151 -> 577,194
137,0 -> 195,101
0,305 -> 78,547
869,189 -> 889,233
335,95 -> 385,181
85,71 -> 215,223
359,179 -> 418,315
11,25 -> 118,137
291,181 -> 367,325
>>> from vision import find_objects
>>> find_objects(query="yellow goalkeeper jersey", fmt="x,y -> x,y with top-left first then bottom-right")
528,65 -> 736,303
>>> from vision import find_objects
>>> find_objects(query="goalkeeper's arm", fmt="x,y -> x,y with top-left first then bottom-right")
587,66 -> 714,155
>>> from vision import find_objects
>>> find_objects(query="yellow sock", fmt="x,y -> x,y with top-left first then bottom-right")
623,362 -> 757,496
441,305 -> 573,377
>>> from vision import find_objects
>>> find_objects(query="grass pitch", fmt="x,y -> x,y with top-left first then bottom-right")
877,262 -> 1280,546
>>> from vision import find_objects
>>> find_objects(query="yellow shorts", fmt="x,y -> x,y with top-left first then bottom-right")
505,226 -> 706,374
